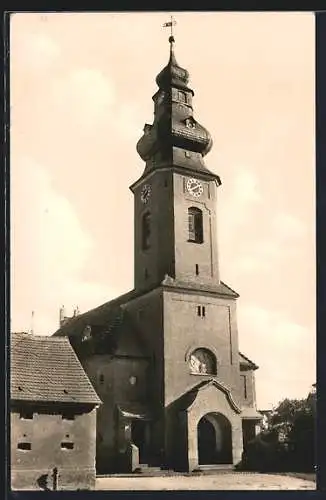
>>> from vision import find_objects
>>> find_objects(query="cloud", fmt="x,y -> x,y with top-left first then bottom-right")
10,155 -> 117,335
53,68 -> 116,127
232,169 -> 262,204
11,31 -> 60,71
234,211 -> 307,274
238,304 -> 315,408
272,212 -> 306,241
218,167 -> 262,237
51,67 -> 141,141
11,156 -> 92,277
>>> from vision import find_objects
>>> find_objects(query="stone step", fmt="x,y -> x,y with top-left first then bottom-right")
134,464 -> 163,473
194,464 -> 234,474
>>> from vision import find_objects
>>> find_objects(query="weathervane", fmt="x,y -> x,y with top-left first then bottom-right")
163,15 -> 177,39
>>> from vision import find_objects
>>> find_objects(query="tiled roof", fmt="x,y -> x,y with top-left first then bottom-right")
11,333 -> 101,405
53,289 -> 137,337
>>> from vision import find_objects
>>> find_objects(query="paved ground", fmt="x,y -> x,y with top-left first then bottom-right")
96,472 -> 316,490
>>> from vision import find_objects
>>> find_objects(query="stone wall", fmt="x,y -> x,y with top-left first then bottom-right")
163,288 -> 242,407
186,384 -> 243,470
173,172 -> 220,284
11,405 -> 97,490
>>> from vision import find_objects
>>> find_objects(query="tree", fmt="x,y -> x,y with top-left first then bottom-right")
239,392 -> 316,472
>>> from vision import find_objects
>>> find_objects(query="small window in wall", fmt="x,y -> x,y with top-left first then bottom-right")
142,212 -> 151,250
18,442 -> 31,451
19,410 -> 33,420
61,441 -> 74,450
188,207 -> 203,243
195,264 -> 199,275
144,268 -> 149,280
241,375 -> 247,399
99,373 -> 104,384
197,306 -> 206,317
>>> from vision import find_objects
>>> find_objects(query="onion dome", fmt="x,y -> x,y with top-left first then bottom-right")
135,35 -> 219,184
156,36 -> 193,94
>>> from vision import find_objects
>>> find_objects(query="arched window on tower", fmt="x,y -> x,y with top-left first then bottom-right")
188,207 -> 203,243
142,212 -> 151,250
189,348 -> 217,375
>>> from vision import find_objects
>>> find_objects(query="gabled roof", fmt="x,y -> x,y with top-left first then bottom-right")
53,288 -> 137,337
54,278 -> 239,341
239,351 -> 259,370
54,303 -> 149,359
11,333 -> 101,405
179,378 -> 242,414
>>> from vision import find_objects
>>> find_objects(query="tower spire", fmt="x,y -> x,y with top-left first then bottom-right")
135,31 -> 218,182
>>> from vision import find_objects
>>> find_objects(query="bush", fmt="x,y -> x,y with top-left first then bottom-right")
239,432 -> 293,473
238,395 -> 316,473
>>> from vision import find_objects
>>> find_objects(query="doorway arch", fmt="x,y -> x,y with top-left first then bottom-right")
197,412 -> 232,465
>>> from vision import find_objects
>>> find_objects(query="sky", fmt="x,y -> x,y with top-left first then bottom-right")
10,12 -> 315,409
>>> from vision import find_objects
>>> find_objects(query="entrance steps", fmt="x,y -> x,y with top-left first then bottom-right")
133,464 -> 165,475
194,464 -> 234,474
133,464 -> 235,476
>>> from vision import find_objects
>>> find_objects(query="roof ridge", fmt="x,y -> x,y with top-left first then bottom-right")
12,333 -> 69,341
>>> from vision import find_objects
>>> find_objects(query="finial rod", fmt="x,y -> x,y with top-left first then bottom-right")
163,15 -> 177,40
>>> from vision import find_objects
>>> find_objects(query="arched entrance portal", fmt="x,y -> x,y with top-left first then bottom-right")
131,420 -> 151,464
197,413 -> 232,465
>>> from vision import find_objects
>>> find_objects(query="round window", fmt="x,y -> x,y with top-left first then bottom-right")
129,376 -> 137,386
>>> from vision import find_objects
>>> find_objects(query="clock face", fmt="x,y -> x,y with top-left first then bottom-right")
141,184 -> 152,204
186,178 -> 203,198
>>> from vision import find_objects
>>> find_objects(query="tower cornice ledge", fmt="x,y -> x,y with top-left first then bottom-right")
161,275 -> 239,299
129,164 -> 221,193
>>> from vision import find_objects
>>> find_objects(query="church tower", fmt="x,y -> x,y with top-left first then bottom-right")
129,35 -> 254,470
130,35 -> 221,292
54,31 -> 262,475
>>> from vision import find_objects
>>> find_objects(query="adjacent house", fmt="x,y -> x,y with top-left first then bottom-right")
10,333 -> 101,490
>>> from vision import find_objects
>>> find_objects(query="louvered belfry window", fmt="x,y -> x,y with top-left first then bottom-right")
188,207 -> 203,243
178,90 -> 187,103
